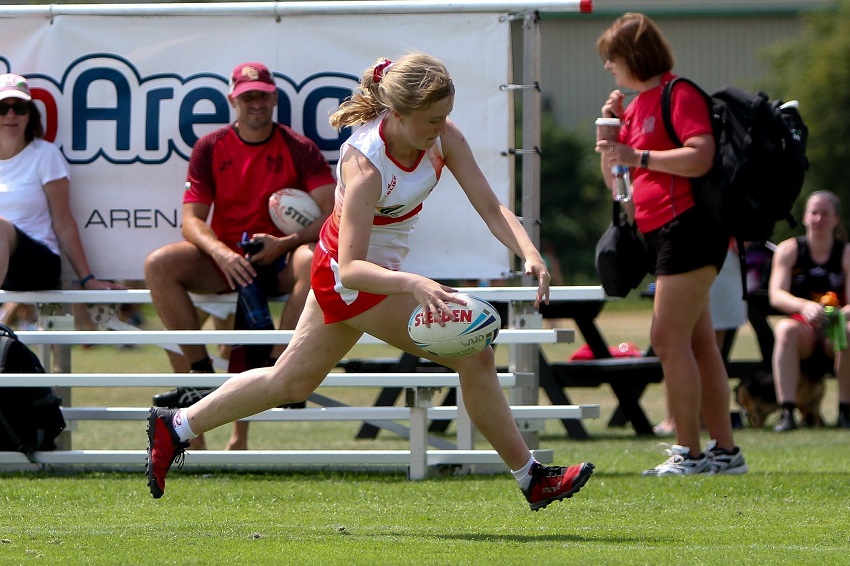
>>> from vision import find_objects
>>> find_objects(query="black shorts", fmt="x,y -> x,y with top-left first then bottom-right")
643,205 -> 727,276
2,227 -> 61,290
255,255 -> 288,297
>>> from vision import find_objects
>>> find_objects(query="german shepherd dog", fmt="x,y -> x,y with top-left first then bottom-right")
735,357 -> 829,428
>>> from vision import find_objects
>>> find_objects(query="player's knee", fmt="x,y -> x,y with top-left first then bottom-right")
276,380 -> 312,404
449,346 -> 496,374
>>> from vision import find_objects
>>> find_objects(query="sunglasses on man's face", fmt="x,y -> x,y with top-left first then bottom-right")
0,100 -> 30,116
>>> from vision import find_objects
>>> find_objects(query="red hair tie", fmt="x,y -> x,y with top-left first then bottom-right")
372,58 -> 393,84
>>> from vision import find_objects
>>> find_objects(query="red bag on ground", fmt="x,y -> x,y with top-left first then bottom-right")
569,342 -> 643,361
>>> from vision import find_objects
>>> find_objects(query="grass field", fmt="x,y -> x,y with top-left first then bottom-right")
2,305 -> 849,565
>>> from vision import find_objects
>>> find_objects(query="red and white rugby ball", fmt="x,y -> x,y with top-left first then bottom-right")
407,294 -> 501,358
268,188 -> 321,235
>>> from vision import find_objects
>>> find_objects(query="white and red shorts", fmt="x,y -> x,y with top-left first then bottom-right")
311,242 -> 389,324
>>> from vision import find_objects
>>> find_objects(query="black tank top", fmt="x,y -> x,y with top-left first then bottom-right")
790,236 -> 846,304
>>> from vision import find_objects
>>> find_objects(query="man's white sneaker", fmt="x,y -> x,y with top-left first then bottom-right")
642,444 -> 711,477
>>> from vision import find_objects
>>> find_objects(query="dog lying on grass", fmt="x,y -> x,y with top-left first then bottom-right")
735,370 -> 826,429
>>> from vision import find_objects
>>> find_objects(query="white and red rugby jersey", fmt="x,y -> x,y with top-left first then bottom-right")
319,113 -> 445,271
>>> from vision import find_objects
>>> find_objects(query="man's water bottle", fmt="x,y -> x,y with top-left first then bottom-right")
611,164 -> 631,203
237,280 -> 274,330
235,231 -> 274,330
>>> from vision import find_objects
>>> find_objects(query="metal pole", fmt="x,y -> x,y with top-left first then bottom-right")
0,1 -> 592,18
510,9 -> 543,449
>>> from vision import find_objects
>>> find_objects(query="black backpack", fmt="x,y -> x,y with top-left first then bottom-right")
661,78 -> 809,243
0,323 -> 66,462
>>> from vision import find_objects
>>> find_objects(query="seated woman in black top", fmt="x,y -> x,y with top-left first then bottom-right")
769,190 -> 850,431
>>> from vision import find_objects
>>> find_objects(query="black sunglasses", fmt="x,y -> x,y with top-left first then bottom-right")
0,100 -> 30,115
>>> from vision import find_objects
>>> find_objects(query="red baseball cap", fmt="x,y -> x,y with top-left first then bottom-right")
228,62 -> 276,98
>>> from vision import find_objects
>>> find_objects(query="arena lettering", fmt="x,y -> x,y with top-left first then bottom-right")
24,54 -> 359,165
84,208 -> 180,229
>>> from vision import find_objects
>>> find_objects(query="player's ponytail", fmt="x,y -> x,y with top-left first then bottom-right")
330,53 -> 454,130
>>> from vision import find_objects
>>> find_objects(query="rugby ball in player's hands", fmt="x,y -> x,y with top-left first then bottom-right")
268,188 -> 322,235
407,294 -> 501,358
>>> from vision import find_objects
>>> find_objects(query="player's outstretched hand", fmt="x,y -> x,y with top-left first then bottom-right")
524,258 -> 551,309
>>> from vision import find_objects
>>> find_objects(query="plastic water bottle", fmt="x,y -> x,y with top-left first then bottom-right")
237,280 -> 274,330
235,231 -> 274,330
780,100 -> 803,142
611,164 -> 631,203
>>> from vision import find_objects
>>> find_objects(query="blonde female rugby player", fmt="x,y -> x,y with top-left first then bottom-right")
146,53 -> 594,510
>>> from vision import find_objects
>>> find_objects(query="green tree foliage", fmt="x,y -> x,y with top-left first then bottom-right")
529,111 -> 608,283
760,0 -> 850,241
532,0 -> 850,272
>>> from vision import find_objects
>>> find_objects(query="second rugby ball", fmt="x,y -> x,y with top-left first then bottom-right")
268,188 -> 321,234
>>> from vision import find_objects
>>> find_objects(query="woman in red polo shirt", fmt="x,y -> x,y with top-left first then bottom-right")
595,13 -> 747,476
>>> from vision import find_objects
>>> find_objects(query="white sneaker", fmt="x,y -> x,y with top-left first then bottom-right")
706,439 -> 749,475
642,444 -> 711,477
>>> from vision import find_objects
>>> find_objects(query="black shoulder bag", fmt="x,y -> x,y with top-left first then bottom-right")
595,200 -> 650,298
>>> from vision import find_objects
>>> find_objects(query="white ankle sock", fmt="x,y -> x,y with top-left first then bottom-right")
511,456 -> 536,490
172,409 -> 196,441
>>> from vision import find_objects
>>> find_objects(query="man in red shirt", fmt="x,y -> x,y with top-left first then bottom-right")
144,62 -> 336,449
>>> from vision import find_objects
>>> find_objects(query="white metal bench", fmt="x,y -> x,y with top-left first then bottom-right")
0,371 -> 599,478
0,286 -> 603,478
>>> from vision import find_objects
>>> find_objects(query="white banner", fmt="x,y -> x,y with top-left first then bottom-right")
0,10 -> 512,281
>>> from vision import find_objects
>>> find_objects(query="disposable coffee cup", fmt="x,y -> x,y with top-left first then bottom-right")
595,117 -> 621,142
